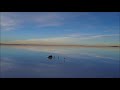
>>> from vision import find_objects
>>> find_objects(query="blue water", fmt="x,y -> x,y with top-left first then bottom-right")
0,45 -> 120,78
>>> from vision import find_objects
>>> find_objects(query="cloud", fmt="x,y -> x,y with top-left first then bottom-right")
0,15 -> 18,31
0,12 -> 64,31
69,34 -> 120,40
83,34 -> 119,40
66,33 -> 119,40
5,37 -> 73,45
34,13 -> 63,27
66,33 -> 93,37
102,25 -> 119,32
14,37 -> 70,42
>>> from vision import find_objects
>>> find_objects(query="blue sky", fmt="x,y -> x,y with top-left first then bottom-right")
0,12 -> 120,45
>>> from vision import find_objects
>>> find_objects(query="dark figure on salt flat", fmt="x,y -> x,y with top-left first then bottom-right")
48,55 -> 53,59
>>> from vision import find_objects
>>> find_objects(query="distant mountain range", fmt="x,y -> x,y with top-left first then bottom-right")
0,43 -> 120,47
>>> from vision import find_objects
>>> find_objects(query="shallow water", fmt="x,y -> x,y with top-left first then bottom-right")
0,45 -> 120,78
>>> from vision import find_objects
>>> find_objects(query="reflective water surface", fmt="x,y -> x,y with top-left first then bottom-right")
0,45 -> 120,78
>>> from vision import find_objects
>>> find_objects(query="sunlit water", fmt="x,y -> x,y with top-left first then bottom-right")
0,45 -> 120,78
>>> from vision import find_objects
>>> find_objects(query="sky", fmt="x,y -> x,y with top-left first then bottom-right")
0,12 -> 120,46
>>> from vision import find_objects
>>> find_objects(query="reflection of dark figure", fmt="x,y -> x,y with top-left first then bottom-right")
48,55 -> 53,60
58,56 -> 59,59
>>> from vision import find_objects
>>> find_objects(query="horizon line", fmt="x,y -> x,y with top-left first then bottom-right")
0,43 -> 120,47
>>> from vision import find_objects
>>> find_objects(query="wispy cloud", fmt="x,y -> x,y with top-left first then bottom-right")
6,37 -> 72,45
66,33 -> 119,40
0,12 -> 64,31
81,34 -> 119,40
34,13 -> 63,27
102,24 -> 119,32
66,33 -> 93,37
0,15 -> 19,31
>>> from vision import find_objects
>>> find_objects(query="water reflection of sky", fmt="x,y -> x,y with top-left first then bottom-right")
0,46 -> 120,78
